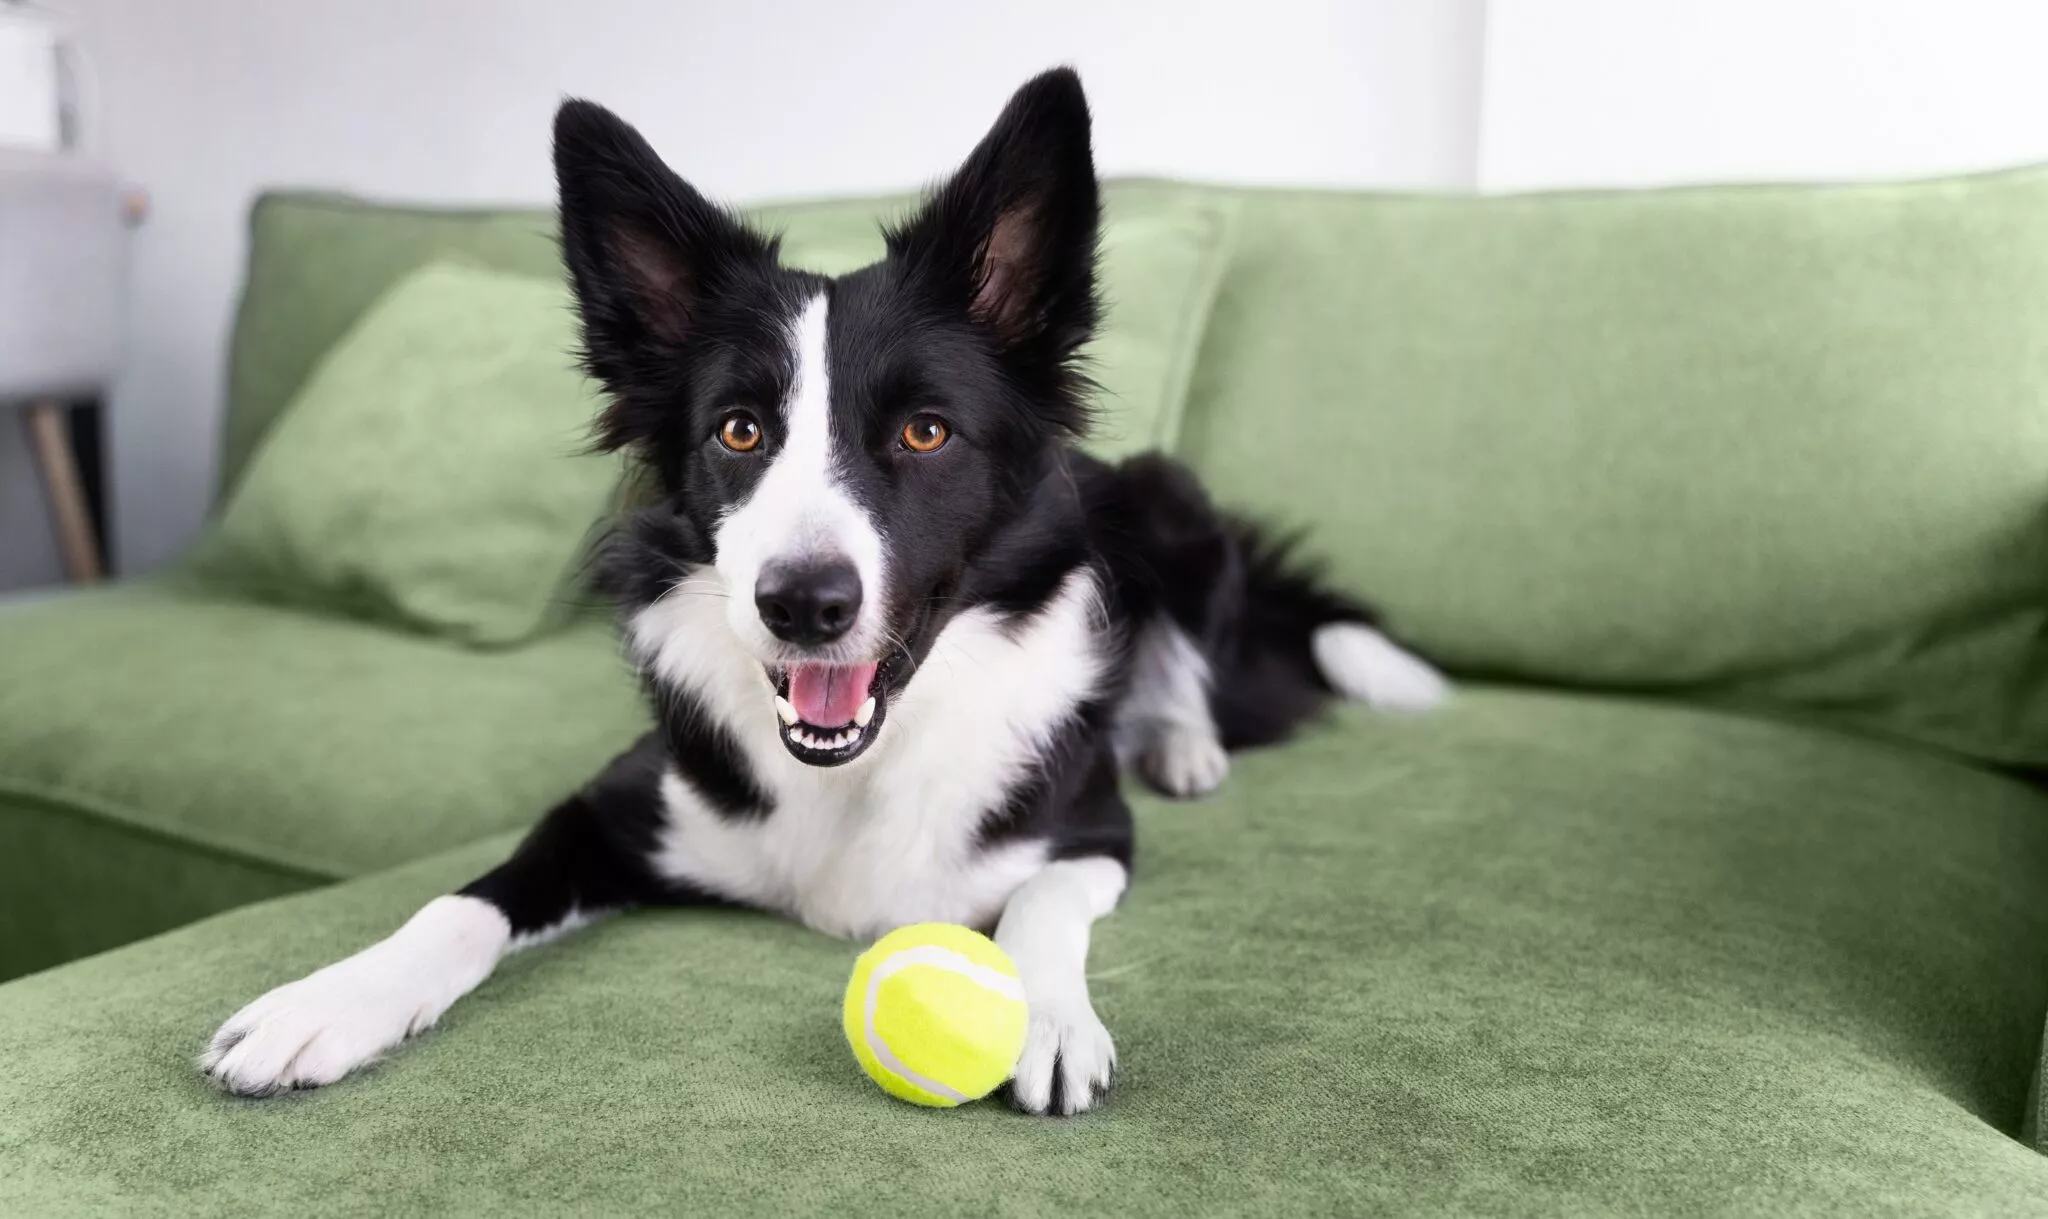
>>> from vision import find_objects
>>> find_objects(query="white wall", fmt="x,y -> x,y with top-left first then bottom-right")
1480,0 -> 2048,190
52,0 -> 1486,580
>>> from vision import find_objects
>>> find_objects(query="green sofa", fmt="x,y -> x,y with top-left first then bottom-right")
6,169 -> 2048,1215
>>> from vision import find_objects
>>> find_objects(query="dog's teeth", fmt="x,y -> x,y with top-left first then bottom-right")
775,697 -> 798,726
787,723 -> 866,753
854,697 -> 876,727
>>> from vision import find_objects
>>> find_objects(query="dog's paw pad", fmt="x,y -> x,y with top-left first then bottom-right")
1311,623 -> 1448,712
1141,727 -> 1229,799
1007,1006 -> 1115,1116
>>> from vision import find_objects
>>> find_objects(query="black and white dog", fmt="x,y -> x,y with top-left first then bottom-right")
201,69 -> 1444,1115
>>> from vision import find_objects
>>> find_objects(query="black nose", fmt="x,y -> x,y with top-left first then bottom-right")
755,559 -> 863,646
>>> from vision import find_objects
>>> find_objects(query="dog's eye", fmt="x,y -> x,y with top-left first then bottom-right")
718,412 -> 763,453
900,415 -> 950,454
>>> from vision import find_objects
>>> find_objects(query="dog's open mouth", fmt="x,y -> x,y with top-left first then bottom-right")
770,661 -> 888,765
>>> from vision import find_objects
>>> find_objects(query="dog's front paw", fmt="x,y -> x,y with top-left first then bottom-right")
1141,725 -> 1229,799
200,956 -> 435,1097
199,897 -> 507,1097
1008,1004 -> 1116,1116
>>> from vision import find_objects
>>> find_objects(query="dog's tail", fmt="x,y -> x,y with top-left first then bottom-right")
1233,524 -> 1450,716
1309,619 -> 1449,713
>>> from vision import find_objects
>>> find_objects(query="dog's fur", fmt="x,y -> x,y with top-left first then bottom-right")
199,68 -> 1446,1115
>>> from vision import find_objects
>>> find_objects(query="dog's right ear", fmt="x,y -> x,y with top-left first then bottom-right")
554,99 -> 773,449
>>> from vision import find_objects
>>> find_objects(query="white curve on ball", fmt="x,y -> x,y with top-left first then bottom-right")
863,945 -> 1027,1104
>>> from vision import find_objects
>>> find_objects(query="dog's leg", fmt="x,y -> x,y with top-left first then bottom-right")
201,735 -> 689,1097
1098,455 -> 1237,799
1120,617 -> 1230,799
998,854 -> 1128,1116
200,892 -> 520,1098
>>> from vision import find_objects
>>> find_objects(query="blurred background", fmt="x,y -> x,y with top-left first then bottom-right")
4,0 -> 2048,593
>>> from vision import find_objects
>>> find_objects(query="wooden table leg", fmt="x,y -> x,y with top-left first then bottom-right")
21,399 -> 103,583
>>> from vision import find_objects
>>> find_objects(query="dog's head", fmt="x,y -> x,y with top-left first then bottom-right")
558,69 -> 1100,767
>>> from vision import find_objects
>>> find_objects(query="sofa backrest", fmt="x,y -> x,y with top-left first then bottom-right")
1173,167 -> 2048,765
222,168 -> 2048,765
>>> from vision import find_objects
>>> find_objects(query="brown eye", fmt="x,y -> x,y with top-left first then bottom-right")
718,412 -> 762,453
900,415 -> 949,454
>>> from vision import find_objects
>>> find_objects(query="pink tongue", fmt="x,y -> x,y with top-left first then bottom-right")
787,662 -> 878,727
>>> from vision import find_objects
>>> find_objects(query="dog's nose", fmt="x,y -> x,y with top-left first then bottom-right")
755,559 -> 863,646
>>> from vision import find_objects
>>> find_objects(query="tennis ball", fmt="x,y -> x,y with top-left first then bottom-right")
843,922 -> 1029,1107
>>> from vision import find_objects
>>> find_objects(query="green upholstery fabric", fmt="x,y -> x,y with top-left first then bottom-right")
3,689 -> 2046,1215
1168,168 -> 2048,767
0,788 -> 313,984
218,185 -> 1235,498
0,579 -> 647,980
195,262 -> 620,645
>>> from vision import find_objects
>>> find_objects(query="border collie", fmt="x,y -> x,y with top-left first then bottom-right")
200,68 -> 1445,1115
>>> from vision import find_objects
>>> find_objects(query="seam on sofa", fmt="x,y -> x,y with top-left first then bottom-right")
0,777 -> 343,884
1148,197 -> 1244,453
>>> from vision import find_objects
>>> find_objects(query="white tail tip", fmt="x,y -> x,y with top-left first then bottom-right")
1311,623 -> 1449,713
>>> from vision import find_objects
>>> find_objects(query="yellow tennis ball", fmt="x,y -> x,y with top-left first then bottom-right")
843,922 -> 1029,1107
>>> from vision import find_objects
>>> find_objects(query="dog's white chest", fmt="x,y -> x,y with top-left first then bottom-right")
660,769 -> 1048,938
642,569 -> 1106,941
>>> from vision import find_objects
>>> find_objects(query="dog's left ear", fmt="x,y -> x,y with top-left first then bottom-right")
891,68 -> 1100,361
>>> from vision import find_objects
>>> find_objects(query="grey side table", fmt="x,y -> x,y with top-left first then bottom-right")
0,148 -> 137,583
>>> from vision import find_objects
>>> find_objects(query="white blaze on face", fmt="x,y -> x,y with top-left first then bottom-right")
713,292 -> 886,658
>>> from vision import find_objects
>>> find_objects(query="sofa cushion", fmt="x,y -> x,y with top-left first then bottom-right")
0,581 -> 647,980
3,688 -> 2045,1213
193,261 -> 620,645
217,184 -> 1235,497
1170,167 -> 2048,767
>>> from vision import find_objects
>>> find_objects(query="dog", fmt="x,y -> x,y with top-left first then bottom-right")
199,67 -> 1446,1115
